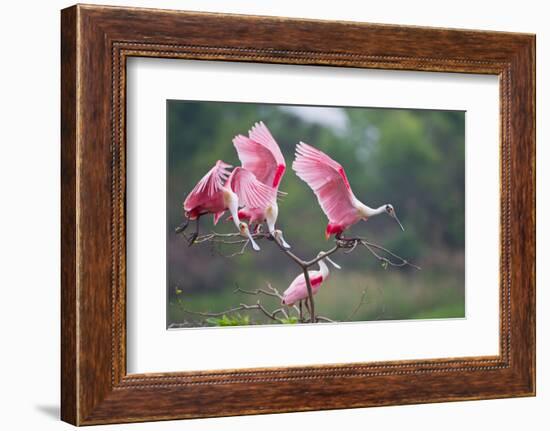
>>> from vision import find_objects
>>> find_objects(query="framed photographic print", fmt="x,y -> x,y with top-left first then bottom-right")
61,4 -> 535,425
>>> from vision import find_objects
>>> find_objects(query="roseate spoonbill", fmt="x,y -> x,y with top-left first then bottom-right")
175,160 -> 275,250
292,142 -> 404,239
281,253 -> 341,307
232,121 -> 291,248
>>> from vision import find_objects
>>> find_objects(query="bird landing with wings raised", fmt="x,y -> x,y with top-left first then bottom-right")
176,160 -> 276,251
292,142 -> 404,239
232,121 -> 291,248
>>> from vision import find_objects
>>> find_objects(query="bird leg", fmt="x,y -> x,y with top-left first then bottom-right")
175,217 -> 189,234
188,216 -> 201,246
304,299 -> 312,322
299,300 -> 303,323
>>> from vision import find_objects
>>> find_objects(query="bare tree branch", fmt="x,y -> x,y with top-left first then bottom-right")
178,227 -> 420,324
179,230 -> 270,246
301,267 -> 316,323
234,284 -> 300,320
180,302 -> 285,324
303,246 -> 341,267
233,285 -> 281,300
336,236 -> 421,270
173,282 -> 383,327
347,289 -> 369,321
223,240 -> 251,258
316,315 -> 336,323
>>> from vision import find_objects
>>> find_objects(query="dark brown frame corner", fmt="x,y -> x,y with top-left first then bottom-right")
61,4 -> 535,425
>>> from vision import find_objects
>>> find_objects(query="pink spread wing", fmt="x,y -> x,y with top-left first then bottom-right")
292,142 -> 357,223
183,160 -> 232,212
248,121 -> 286,185
228,167 -> 277,209
233,121 -> 286,189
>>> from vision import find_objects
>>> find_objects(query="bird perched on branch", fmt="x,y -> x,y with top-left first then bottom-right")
282,253 -> 341,307
293,142 -> 404,239
176,160 -> 275,250
232,121 -> 291,248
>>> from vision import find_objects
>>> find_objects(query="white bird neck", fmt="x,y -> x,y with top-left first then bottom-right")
317,259 -> 330,278
223,189 -> 241,228
356,201 -> 386,218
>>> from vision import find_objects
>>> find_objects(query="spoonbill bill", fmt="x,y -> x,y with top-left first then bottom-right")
176,160 -> 275,250
281,253 -> 341,307
293,142 -> 404,239
232,121 -> 291,248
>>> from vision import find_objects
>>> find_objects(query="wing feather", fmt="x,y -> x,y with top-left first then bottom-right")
228,167 -> 277,210
183,160 -> 232,212
292,142 -> 357,223
233,121 -> 286,189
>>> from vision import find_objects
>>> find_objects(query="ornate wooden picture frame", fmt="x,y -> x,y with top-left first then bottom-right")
61,4 -> 535,425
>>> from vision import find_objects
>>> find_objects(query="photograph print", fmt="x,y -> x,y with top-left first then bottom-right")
167,100 -> 465,328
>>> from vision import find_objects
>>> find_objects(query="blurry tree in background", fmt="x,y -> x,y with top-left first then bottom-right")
167,100 -> 465,327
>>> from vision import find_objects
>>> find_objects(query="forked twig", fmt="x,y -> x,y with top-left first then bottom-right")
347,289 -> 369,321
178,228 -> 419,324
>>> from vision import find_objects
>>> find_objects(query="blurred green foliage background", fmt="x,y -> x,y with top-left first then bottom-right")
167,100 -> 465,327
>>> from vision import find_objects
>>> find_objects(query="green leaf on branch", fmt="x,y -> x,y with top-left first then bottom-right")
206,313 -> 251,326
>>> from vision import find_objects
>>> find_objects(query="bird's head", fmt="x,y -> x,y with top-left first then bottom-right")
384,204 -> 405,231
239,222 -> 260,251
